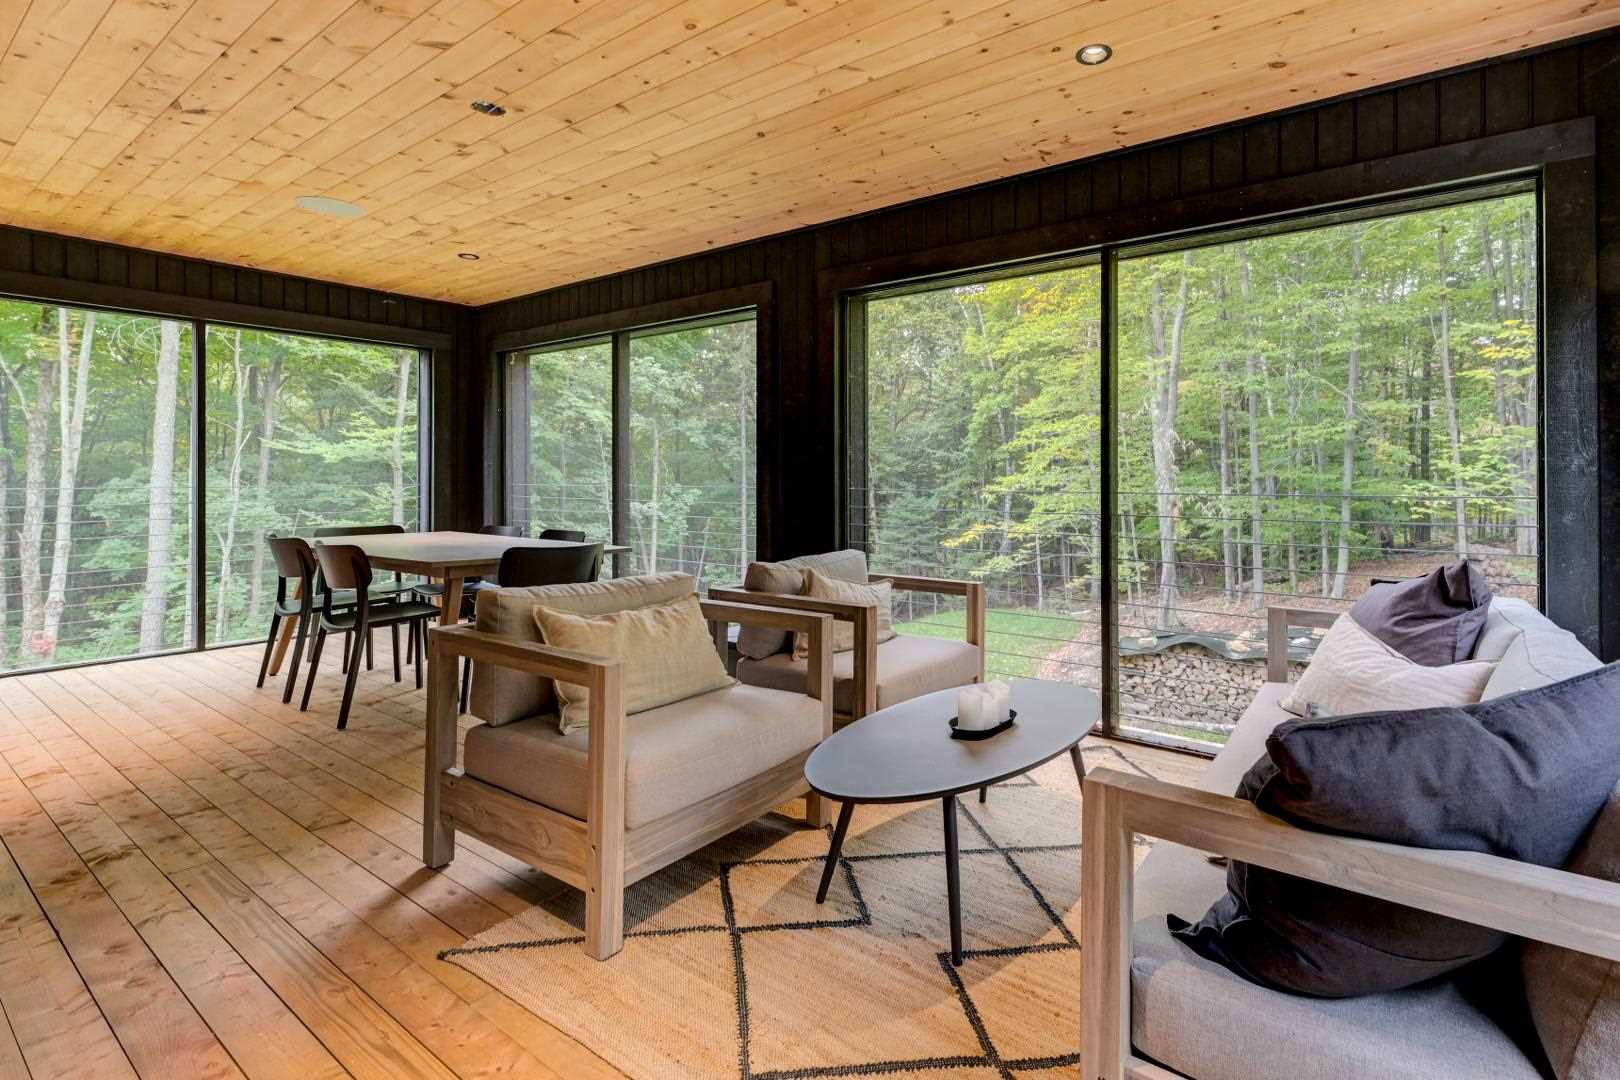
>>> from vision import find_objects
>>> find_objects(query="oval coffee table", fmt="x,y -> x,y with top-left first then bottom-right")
804,677 -> 1099,965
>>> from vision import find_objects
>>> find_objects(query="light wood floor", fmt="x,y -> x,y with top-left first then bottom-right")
0,641 -> 1205,1079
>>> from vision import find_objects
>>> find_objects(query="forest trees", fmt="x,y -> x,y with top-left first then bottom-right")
0,310 -> 419,673
861,191 -> 1539,684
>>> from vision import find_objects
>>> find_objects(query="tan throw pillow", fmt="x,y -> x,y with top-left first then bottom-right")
737,549 -> 870,659
1280,614 -> 1495,717
793,568 -> 897,658
533,593 -> 734,734
1523,784 -> 1620,1079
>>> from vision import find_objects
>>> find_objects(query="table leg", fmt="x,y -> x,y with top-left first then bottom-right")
815,801 -> 855,904
268,580 -> 304,676
943,794 -> 962,966
440,576 -> 464,626
1070,743 -> 1086,786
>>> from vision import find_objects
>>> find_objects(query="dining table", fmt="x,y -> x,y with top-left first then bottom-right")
266,530 -> 630,676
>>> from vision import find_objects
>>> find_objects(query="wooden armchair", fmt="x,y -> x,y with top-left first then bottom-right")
711,571 -> 986,723
1079,767 -> 1620,1080
423,599 -> 834,960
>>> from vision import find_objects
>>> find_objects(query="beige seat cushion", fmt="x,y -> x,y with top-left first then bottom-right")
1199,681 -> 1293,796
470,572 -> 695,726
736,632 -> 980,716
461,684 -> 823,829
533,594 -> 733,733
1131,842 -> 1542,1080
792,568 -> 897,657
1523,782 -> 1620,1079
737,549 -> 869,659
1279,614 -> 1495,717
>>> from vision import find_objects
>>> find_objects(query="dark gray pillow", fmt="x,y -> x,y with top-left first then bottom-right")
1169,661 -> 1620,998
1349,560 -> 1491,666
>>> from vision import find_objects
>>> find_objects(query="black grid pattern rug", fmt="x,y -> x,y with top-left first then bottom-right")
442,747 -> 1159,1079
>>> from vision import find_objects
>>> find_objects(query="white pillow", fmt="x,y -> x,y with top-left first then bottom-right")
1280,614 -> 1496,718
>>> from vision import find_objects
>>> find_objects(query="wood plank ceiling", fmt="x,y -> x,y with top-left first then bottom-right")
0,0 -> 1613,306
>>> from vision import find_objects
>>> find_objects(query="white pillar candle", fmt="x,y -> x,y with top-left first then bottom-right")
986,680 -> 1012,722
957,685 -> 991,729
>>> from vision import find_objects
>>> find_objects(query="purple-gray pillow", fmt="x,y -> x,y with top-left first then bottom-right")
1170,661 -> 1620,998
1348,559 -> 1491,666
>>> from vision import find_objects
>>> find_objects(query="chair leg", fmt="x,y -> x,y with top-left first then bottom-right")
256,614 -> 281,688
585,865 -> 626,961
414,619 -> 424,690
805,791 -> 833,828
282,612 -> 309,705
300,630 -> 327,711
406,623 -> 415,664
366,628 -> 374,671
392,623 -> 402,683
459,656 -> 471,714
338,628 -> 366,730
341,630 -> 351,673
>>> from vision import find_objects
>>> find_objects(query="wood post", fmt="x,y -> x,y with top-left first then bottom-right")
585,659 -> 627,960
423,627 -> 458,868
1080,776 -> 1133,1080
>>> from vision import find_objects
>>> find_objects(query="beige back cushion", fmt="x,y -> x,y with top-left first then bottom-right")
737,549 -> 869,659
1279,614 -> 1495,717
792,568 -> 897,657
534,594 -> 734,733
470,572 -> 696,725
1523,783 -> 1620,1079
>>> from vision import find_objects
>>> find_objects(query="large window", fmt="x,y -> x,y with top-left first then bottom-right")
204,326 -> 424,644
509,311 -> 758,590
0,301 -> 194,670
848,187 -> 1540,750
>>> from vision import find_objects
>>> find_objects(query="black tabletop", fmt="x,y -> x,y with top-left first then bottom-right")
804,678 -> 1099,803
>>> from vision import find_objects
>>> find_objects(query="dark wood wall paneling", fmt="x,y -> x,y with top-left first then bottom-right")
0,222 -> 485,530
476,39 -> 1620,656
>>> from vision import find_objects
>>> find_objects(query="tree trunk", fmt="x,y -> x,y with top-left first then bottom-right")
214,331 -> 248,640
1332,239 -> 1362,599
1435,228 -> 1467,559
391,350 -> 410,526
1218,399 -> 1237,598
1241,248 -> 1266,609
646,419 -> 661,573
11,309 -> 58,656
140,321 -> 183,651
1148,256 -> 1190,631
247,352 -> 281,620
41,311 -> 96,656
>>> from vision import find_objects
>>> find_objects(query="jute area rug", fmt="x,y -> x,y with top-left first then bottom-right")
443,744 -> 1167,1080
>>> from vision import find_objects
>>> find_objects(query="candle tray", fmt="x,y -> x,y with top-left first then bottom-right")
948,709 -> 1017,740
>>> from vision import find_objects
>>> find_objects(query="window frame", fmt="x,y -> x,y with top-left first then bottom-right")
840,160 -> 1590,756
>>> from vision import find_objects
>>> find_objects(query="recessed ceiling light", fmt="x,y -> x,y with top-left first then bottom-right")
1075,43 -> 1113,66
470,100 -> 507,117
457,252 -> 481,261
294,194 -> 366,219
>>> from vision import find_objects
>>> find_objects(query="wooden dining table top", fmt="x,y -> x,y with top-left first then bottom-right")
312,530 -> 630,576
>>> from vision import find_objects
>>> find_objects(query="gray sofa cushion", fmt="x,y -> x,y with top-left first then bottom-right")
1132,843 -> 1543,1080
1348,559 -> 1491,666
736,632 -> 980,716
462,683 -> 823,828
1173,662 -> 1620,997
1478,598 -> 1602,698
1522,781 -> 1620,1079
737,549 -> 870,659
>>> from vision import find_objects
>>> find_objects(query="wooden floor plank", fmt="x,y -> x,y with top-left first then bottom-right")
0,993 -> 29,1080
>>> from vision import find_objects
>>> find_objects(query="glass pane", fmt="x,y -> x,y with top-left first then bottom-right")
1113,191 -> 1539,747
204,327 -> 420,644
0,302 -> 193,671
522,342 -> 613,540
630,318 -> 756,588
855,265 -> 1104,695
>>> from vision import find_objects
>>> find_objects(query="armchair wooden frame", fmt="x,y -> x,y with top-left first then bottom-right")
709,573 -> 986,721
423,600 -> 835,960
1079,767 -> 1620,1080
1264,605 -> 1339,681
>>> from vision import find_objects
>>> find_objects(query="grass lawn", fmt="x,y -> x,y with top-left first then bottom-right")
893,605 -> 1087,679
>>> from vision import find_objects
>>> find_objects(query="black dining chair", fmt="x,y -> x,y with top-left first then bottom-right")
538,527 -> 587,543
257,535 -> 354,705
302,544 -> 441,730
312,523 -> 415,670
459,542 -> 603,713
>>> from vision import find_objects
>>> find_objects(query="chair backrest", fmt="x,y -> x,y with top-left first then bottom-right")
481,524 -> 523,537
266,535 -> 315,580
314,523 -> 405,537
539,527 -> 587,543
314,543 -> 373,593
498,543 -> 602,588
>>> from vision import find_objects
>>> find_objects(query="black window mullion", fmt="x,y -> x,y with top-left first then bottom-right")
190,319 -> 207,650
1099,251 -> 1119,736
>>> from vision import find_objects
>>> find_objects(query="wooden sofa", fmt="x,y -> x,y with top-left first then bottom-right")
710,549 -> 986,723
1081,598 -> 1620,1080
422,573 -> 834,960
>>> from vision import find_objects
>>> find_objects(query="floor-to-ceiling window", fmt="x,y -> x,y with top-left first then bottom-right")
847,185 -> 1541,751
509,310 -> 758,589
849,263 -> 1103,690
0,301 -> 194,671
203,326 -> 424,645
